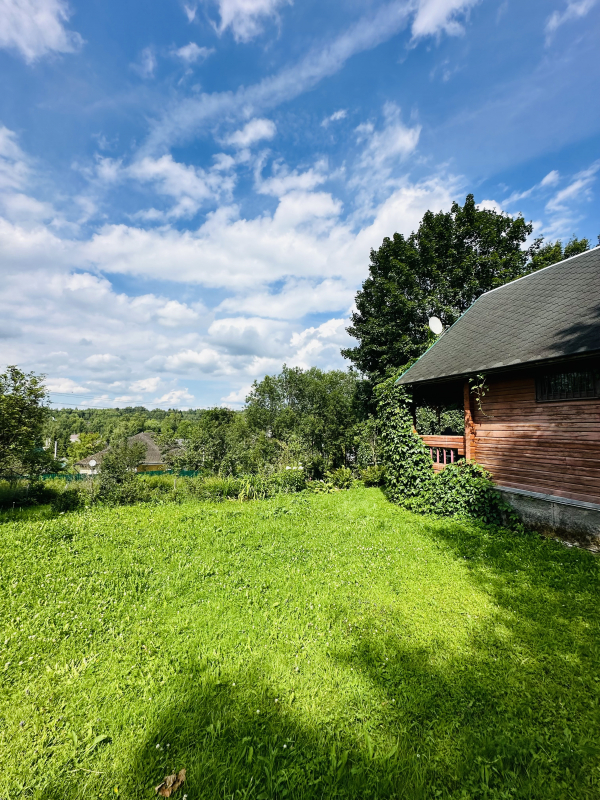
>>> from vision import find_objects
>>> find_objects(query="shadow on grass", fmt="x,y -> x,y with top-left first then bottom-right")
39,509 -> 600,799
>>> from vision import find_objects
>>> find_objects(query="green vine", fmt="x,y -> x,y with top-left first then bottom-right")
469,373 -> 491,417
377,374 -> 517,527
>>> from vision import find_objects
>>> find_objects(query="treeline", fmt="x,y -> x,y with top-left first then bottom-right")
47,367 -> 377,478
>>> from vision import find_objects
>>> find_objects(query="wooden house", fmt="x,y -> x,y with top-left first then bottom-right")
76,431 -> 167,474
397,247 -> 600,537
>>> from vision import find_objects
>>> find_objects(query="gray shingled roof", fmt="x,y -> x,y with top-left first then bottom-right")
397,247 -> 600,386
76,431 -> 164,467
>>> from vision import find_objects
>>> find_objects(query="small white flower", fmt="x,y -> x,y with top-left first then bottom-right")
274,698 -> 278,703
283,744 -> 287,748
155,744 -> 160,749
256,709 -> 260,714
286,466 -> 291,470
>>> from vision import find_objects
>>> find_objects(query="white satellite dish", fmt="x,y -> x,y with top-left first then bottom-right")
428,316 -> 443,335
89,459 -> 97,468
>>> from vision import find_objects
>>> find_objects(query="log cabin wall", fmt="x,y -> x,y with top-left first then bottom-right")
467,368 -> 600,505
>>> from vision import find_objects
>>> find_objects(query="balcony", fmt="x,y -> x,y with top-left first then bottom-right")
420,435 -> 466,472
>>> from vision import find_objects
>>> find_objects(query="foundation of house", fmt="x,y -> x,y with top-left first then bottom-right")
497,486 -> 600,544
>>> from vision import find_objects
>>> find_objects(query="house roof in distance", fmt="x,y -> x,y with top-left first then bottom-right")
76,431 -> 164,467
397,247 -> 600,386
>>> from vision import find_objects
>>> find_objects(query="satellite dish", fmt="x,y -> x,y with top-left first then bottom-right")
89,459 -> 97,468
428,316 -> 443,335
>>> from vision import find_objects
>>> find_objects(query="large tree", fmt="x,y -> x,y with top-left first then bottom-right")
0,366 -> 53,478
342,194 -> 590,383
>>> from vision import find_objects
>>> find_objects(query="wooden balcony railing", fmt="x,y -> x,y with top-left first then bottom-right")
420,435 -> 466,472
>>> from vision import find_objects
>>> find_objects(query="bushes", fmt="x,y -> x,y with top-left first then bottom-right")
326,467 -> 353,489
376,375 -> 515,527
0,479 -> 58,510
402,461 -> 515,525
51,488 -> 84,513
360,465 -> 385,487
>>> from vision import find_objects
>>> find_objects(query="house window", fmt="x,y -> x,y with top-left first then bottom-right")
536,369 -> 599,402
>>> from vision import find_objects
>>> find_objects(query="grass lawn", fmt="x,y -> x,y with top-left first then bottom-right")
2,487 -> 600,799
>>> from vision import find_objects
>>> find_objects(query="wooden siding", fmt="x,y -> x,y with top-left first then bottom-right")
467,371 -> 600,505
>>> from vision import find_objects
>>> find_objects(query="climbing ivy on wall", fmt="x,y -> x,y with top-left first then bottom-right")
375,376 -> 433,502
376,373 -> 518,527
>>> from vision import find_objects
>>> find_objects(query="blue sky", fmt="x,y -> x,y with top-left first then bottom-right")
0,0 -> 598,409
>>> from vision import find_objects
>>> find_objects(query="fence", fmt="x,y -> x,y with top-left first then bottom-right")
35,469 -> 206,480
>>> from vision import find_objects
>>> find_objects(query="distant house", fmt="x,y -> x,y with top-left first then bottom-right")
397,247 -> 600,538
76,431 -> 167,475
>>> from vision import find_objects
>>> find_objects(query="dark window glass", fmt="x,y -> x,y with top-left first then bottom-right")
536,370 -> 599,402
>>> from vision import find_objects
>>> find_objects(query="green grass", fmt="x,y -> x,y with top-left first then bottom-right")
1,487 -> 600,799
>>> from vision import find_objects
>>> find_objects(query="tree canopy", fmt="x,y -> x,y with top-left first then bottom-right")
342,194 -> 590,383
0,366 -> 55,478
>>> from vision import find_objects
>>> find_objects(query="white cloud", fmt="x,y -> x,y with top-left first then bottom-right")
355,103 -> 421,177
256,165 -> 326,196
411,0 -> 480,39
152,348 -> 222,373
184,3 -> 197,22
541,170 -> 560,187
0,192 -> 55,225
217,278 -> 354,319
154,388 -> 194,405
477,199 -> 503,213
0,126 -> 63,227
130,377 -> 162,393
127,154 -> 235,218
142,1 -> 416,153
173,42 -> 214,63
220,384 -> 252,406
0,127 -> 29,191
545,0 -> 597,43
208,316 -> 291,357
226,118 -> 276,148
289,318 -> 353,371
322,109 -> 347,127
350,104 -> 422,213
0,124 -> 463,406
46,377 -> 90,394
84,353 -> 123,369
503,169 -> 562,206
156,300 -> 201,327
212,0 -> 290,42
0,0 -> 83,63
132,47 -> 156,79
545,160 -> 599,213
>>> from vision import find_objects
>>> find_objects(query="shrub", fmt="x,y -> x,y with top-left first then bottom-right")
403,461 -> 516,525
307,480 -> 337,494
360,465 -> 386,487
270,468 -> 307,494
187,475 -> 244,502
51,488 -> 84,513
326,467 -> 353,490
0,479 -> 57,510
